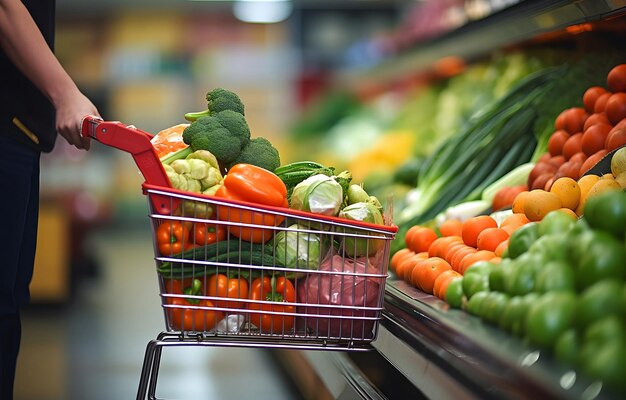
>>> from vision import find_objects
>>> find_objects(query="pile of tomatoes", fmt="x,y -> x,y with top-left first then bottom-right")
529,64 -> 626,191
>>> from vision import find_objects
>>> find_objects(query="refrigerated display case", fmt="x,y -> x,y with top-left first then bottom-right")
274,1 -> 626,399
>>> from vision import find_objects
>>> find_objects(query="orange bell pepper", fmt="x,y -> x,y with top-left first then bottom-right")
214,163 -> 288,243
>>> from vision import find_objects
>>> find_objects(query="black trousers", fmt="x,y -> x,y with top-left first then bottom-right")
0,314 -> 21,399
0,134 -> 40,400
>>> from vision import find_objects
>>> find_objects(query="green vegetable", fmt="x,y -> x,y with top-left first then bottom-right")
534,260 -> 575,293
444,277 -> 465,309
346,184 -> 369,205
157,240 -> 280,279
391,67 -> 563,254
505,252 -> 542,296
227,137 -> 281,172
524,291 -> 577,349
184,88 -> 245,121
338,202 -> 384,257
182,110 -> 251,166
573,230 -> 626,290
392,157 -> 423,187
576,279 -> 625,329
274,161 -> 336,200
399,67 -> 558,225
462,261 -> 494,299
554,329 -> 580,365
505,222 -> 539,259
481,291 -> 510,325
465,291 -> 489,317
274,224 -> 322,278
290,174 -> 344,216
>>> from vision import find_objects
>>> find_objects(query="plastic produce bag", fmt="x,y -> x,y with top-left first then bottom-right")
297,254 -> 384,339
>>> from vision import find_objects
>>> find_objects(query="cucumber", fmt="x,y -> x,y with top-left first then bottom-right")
274,161 -> 327,175
157,241 -> 282,279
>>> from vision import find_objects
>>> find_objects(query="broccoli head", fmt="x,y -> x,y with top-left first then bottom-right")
184,88 -> 245,121
213,110 -> 250,147
207,88 -> 245,115
228,137 -> 281,172
182,113 -> 249,165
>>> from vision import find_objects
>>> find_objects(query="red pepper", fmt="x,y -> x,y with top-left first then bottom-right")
215,163 -> 288,243
166,278 -> 223,332
192,222 -> 226,246
156,221 -> 193,255
248,276 -> 295,333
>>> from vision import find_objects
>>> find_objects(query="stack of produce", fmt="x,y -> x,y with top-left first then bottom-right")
387,64 -> 626,392
152,89 -> 391,337
527,64 -> 626,191
392,56 -> 623,254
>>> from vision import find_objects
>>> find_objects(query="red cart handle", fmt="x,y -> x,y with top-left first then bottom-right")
81,116 -> 176,214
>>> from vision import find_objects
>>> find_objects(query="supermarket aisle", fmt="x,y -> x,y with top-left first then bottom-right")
14,222 -> 300,400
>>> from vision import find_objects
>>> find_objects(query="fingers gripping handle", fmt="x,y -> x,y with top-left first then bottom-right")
81,116 -> 174,214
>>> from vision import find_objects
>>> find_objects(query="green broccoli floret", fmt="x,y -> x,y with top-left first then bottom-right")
228,137 -> 281,172
182,110 -> 251,165
184,88 -> 245,121
213,110 -> 250,147
207,88 -> 245,115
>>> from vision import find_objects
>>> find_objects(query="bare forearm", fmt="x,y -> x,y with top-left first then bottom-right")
0,0 -> 99,150
0,0 -> 79,107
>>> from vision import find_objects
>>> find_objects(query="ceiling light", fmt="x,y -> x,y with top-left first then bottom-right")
233,0 -> 293,24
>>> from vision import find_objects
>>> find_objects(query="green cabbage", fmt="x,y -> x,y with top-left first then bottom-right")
274,224 -> 322,278
290,174 -> 343,216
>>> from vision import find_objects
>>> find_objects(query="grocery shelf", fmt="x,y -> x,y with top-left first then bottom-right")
344,0 -> 626,89
375,278 -> 624,400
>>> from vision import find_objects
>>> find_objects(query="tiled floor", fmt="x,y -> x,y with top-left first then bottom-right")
14,223 -> 300,400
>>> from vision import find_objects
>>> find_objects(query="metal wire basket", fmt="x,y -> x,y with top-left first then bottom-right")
148,183 -> 396,349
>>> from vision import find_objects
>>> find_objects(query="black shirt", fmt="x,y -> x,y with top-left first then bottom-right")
0,0 -> 57,152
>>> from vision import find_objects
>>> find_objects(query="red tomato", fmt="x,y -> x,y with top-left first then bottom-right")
605,127 -> 626,151
594,92 -> 611,113
562,133 -> 583,160
583,112 -> 610,132
581,123 -> 612,156
547,130 -> 570,156
528,162 -> 557,188
547,155 -> 566,168
579,150 -> 608,176
561,108 -> 588,135
605,92 -> 626,125
583,87 -> 608,113
607,64 -> 626,93
555,159 -> 583,181
531,172 -> 554,191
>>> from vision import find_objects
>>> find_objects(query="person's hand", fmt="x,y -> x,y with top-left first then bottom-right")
54,89 -> 100,150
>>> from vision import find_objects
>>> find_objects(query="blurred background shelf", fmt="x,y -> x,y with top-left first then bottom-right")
20,0 -> 626,399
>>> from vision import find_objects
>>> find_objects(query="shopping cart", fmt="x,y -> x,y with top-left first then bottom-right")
81,116 -> 397,399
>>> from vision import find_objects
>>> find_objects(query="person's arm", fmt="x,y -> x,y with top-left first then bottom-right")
0,0 -> 99,150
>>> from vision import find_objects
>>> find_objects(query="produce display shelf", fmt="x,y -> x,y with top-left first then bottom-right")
345,0 -> 626,88
375,278 -> 623,400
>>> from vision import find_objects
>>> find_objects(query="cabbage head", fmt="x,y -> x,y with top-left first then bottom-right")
274,224 -> 322,278
290,174 -> 343,216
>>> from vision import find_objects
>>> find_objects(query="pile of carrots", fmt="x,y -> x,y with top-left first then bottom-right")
390,213 -> 531,300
